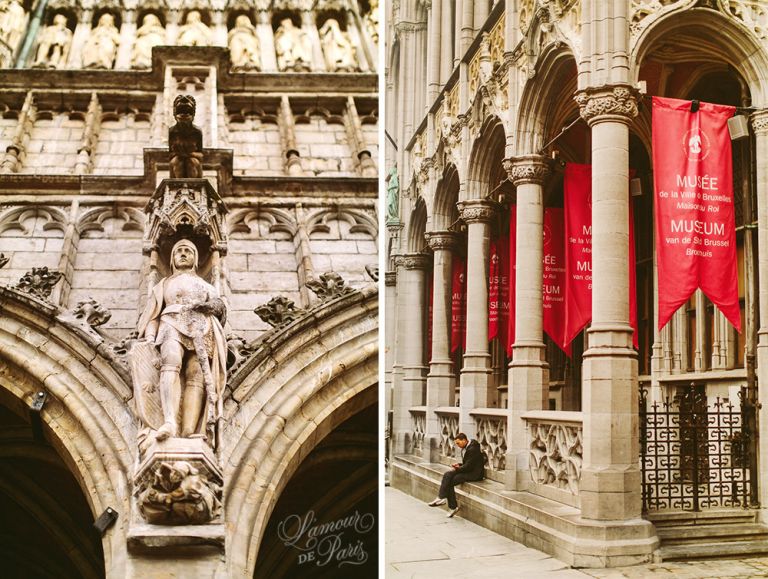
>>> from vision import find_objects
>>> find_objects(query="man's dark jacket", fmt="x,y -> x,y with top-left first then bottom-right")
456,439 -> 484,480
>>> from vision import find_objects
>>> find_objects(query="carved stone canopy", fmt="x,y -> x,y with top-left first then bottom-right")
144,179 -> 228,254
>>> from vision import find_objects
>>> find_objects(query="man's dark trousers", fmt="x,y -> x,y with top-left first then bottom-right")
438,470 -> 474,509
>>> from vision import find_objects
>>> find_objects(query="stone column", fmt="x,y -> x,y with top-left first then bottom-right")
392,253 -> 429,453
751,111 -> 768,518
114,9 -> 136,69
505,155 -> 550,490
300,11 -> 324,72
255,10 -> 278,72
574,84 -> 640,521
426,0 -> 441,103
439,0 -> 453,84
424,231 -> 458,461
457,199 -> 495,435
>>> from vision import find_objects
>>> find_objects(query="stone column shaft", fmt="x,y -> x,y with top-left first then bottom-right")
505,156 -> 550,490
393,254 -> 429,453
575,85 -> 640,521
426,0 -> 442,103
256,11 -> 278,72
751,111 -> 768,518
439,0 -> 453,84
457,199 -> 495,435
425,231 -> 458,460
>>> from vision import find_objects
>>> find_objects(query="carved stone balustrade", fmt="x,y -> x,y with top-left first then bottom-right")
409,406 -> 426,454
435,407 -> 459,462
470,408 -> 507,481
522,411 -> 583,508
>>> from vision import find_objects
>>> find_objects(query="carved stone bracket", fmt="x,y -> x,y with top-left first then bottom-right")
425,230 -> 459,252
254,296 -> 306,328
457,199 -> 496,224
14,267 -> 63,300
504,154 -> 551,186
574,85 -> 639,125
306,271 -> 355,300
134,438 -> 222,526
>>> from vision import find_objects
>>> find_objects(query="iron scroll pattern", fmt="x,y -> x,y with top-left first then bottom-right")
640,386 -> 753,512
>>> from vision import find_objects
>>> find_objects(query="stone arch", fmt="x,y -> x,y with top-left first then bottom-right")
632,6 -> 768,107
514,43 -> 579,157
0,287 -> 134,576
466,115 -> 505,200
431,164 -> 460,231
405,196 -> 427,252
221,287 -> 378,577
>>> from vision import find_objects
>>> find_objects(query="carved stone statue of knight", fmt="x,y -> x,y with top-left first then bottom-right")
132,239 -> 227,451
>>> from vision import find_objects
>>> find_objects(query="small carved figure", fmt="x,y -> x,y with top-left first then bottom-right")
386,166 -> 399,223
168,95 -> 203,179
133,239 -> 227,445
82,13 -> 121,69
318,18 -> 356,72
274,18 -> 311,72
228,14 -> 260,71
33,13 -> 72,69
132,13 -> 165,69
0,0 -> 25,52
177,10 -> 212,47
139,461 -> 221,525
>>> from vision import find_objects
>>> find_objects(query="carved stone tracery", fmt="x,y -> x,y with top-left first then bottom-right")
474,414 -> 507,471
528,421 -> 583,495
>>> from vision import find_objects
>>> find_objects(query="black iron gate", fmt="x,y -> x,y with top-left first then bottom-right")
640,384 -> 757,512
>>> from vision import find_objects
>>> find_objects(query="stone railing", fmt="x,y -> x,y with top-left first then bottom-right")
470,408 -> 507,473
409,407 -> 426,454
522,411 -> 583,503
435,407 -> 459,459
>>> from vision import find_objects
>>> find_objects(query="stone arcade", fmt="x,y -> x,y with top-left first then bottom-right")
387,0 -> 768,568
0,1 -> 378,577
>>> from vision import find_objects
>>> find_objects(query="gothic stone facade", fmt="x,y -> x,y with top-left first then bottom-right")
0,1 -> 378,577
386,0 -> 768,568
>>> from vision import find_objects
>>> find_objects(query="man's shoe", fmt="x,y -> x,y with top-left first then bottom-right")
446,505 -> 460,518
427,498 -> 446,507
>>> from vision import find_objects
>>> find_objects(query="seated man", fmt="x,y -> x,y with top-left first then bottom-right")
427,432 -> 484,517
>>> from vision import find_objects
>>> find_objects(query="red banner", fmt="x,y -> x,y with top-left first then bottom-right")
489,238 -> 500,339
506,206 -> 517,357
543,208 -> 570,355
498,233 -> 510,350
564,163 -> 639,348
450,254 -> 466,354
652,96 -> 740,331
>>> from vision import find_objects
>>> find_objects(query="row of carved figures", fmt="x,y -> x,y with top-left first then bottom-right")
0,3 -> 378,72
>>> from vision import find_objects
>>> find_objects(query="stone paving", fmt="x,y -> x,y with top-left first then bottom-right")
386,486 -> 768,578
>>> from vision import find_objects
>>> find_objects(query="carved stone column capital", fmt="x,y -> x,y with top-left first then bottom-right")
503,154 -> 551,186
458,199 -> 496,224
400,252 -> 430,270
574,84 -> 639,126
385,271 -> 397,286
751,110 -> 768,134
425,230 -> 459,252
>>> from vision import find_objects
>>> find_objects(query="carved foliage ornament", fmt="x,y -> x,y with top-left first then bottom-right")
254,295 -> 306,328
575,85 -> 639,124
751,111 -> 768,134
425,231 -> 458,251
400,253 -> 429,270
15,267 -> 62,300
306,271 -> 355,300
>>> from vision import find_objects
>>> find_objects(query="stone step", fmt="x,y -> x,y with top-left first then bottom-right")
648,509 -> 757,528
659,539 -> 768,561
657,523 -> 768,544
